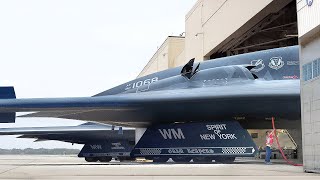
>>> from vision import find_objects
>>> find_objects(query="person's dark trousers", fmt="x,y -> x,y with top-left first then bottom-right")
265,146 -> 272,163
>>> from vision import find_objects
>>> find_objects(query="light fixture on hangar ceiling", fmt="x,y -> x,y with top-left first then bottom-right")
285,34 -> 298,37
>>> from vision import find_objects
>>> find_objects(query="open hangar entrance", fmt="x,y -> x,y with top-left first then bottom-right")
209,1 -> 298,58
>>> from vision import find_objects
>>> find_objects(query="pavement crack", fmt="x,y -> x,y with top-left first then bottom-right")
0,159 -> 37,176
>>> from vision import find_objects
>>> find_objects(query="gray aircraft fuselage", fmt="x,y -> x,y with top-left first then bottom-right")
96,46 -> 299,96
0,46 -> 300,129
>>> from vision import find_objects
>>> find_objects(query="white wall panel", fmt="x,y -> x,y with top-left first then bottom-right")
297,0 -> 320,37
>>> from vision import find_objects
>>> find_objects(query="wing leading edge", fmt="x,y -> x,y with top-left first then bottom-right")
0,122 -> 134,144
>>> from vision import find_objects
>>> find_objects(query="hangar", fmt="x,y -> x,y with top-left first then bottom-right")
138,0 -> 298,76
297,0 -> 320,173
138,0 -> 320,173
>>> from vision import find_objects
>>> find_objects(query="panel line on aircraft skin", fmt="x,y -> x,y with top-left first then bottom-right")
135,147 -> 255,149
81,153 -> 131,156
134,154 -> 255,156
13,107 -> 141,112
18,108 -> 142,118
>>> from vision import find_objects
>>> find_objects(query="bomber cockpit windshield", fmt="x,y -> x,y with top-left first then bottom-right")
190,65 -> 255,87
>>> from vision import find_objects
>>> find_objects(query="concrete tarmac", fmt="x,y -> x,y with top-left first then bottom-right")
0,155 -> 318,180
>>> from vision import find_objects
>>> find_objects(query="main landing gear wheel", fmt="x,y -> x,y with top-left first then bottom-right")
193,157 -> 213,163
214,157 -> 235,164
98,156 -> 112,162
172,157 -> 192,163
152,157 -> 169,163
118,157 -> 135,162
85,157 -> 98,162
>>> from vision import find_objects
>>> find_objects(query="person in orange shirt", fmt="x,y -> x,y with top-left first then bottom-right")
265,130 -> 274,164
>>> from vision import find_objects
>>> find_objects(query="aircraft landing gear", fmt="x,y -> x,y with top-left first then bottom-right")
85,157 -> 99,162
152,156 -> 169,163
214,157 -> 235,164
172,157 -> 192,163
193,157 -> 213,163
98,156 -> 112,162
118,156 -> 134,162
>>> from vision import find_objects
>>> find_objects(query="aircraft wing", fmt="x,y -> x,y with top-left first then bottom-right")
0,80 -> 300,127
0,122 -> 134,144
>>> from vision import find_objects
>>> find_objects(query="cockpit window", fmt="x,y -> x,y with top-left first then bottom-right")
231,66 -> 247,79
211,69 -> 229,79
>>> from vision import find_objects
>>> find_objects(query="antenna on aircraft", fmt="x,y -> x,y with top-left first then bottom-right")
181,58 -> 200,79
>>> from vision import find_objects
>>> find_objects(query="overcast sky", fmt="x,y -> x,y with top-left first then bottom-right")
0,0 -> 196,149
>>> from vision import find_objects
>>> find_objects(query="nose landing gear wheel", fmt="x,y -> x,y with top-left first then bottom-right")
172,157 -> 192,163
98,156 -> 112,162
214,157 -> 235,164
